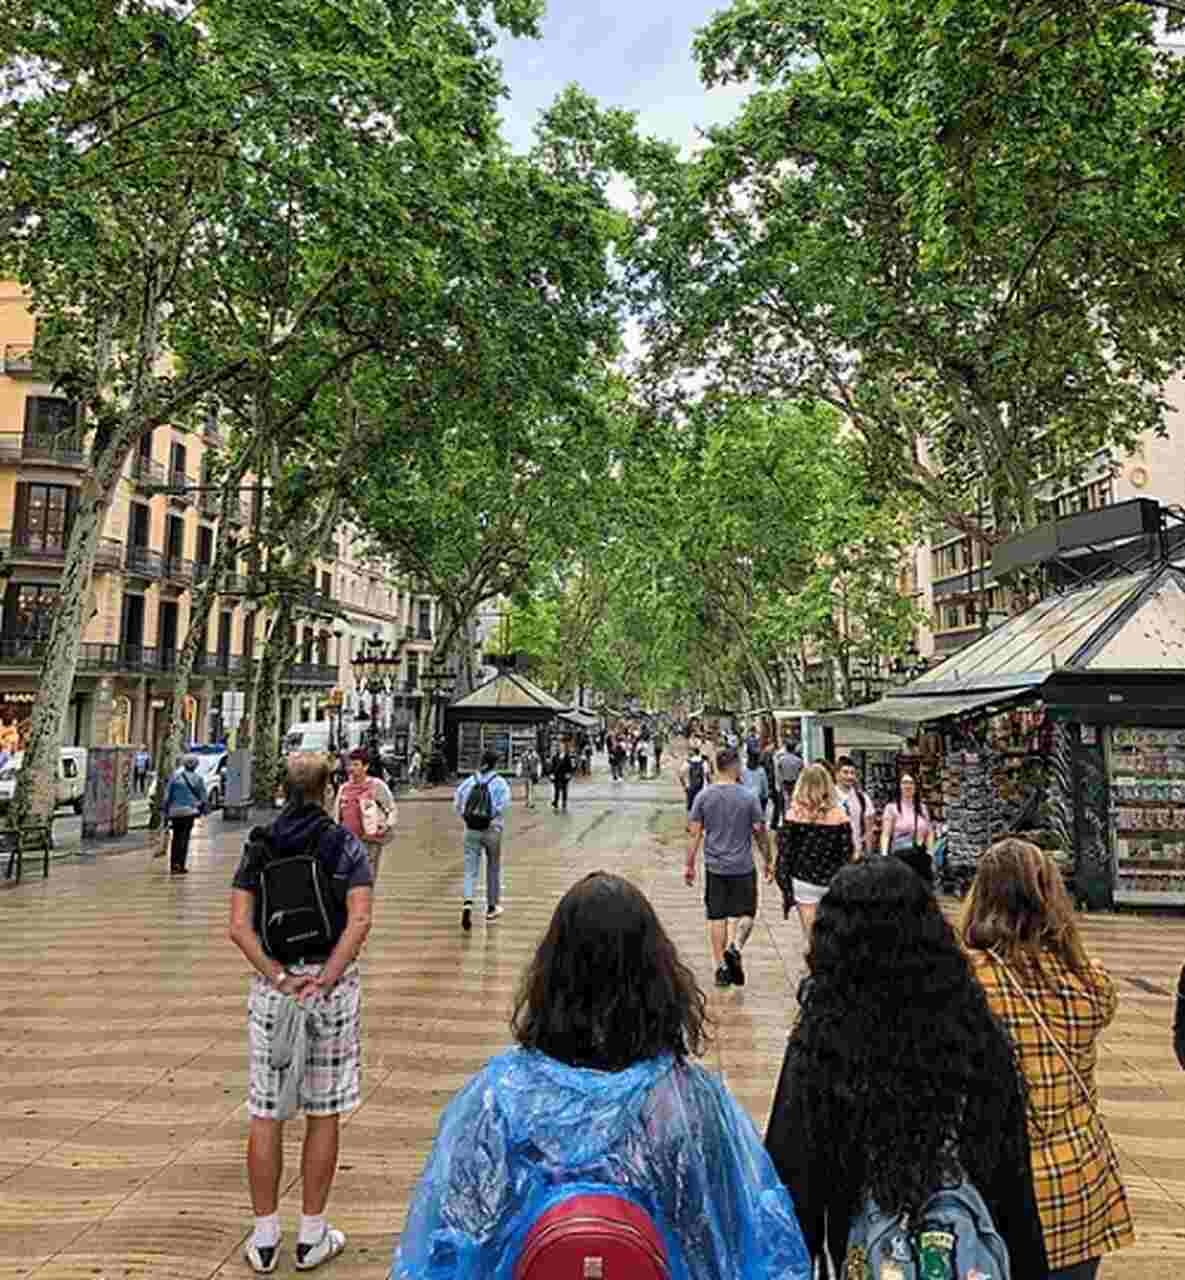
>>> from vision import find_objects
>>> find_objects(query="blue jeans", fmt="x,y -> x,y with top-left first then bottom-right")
463,827 -> 502,907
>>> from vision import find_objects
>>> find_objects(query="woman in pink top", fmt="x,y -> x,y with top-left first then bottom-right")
333,747 -> 397,882
879,772 -> 934,882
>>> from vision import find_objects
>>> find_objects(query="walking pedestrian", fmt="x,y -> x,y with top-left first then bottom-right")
228,751 -> 374,1274
611,737 -> 627,782
407,745 -> 423,790
775,763 -> 855,938
834,755 -> 873,858
332,747 -> 397,884
962,839 -> 1135,1280
765,858 -> 1048,1279
880,772 -> 934,880
652,729 -> 665,776
392,872 -> 810,1280
549,741 -> 576,810
519,744 -> 541,809
775,737 -> 804,821
161,753 -> 208,875
678,737 -> 714,812
684,747 -> 773,989
636,736 -> 649,779
454,749 -> 511,931
741,747 -> 770,820
133,745 -> 150,795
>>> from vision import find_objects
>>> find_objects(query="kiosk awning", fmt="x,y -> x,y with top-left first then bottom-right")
822,686 -> 1039,738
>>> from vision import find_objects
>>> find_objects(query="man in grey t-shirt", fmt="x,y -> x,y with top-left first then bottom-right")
684,747 -> 772,989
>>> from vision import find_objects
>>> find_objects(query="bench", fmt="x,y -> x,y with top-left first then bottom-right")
0,824 -> 52,885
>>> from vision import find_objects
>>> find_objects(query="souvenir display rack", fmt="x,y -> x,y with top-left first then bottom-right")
1109,725 -> 1185,905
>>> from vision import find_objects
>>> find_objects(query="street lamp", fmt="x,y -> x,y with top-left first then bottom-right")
351,632 -> 409,776
421,659 -> 457,785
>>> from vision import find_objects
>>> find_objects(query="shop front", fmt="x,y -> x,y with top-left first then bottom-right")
824,565 -> 1185,907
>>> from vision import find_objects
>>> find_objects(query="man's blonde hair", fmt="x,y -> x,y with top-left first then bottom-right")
285,751 -> 331,806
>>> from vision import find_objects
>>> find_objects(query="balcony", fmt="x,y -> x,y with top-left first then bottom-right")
77,643 -> 162,674
167,471 -> 195,507
130,454 -> 166,492
94,537 -> 123,572
0,637 -> 49,667
193,652 -> 250,679
2,343 -> 34,376
0,432 -> 88,469
283,662 -> 337,687
125,544 -> 163,579
162,555 -> 194,587
3,530 -> 67,567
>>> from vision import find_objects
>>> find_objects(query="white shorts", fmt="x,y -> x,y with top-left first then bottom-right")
792,878 -> 828,906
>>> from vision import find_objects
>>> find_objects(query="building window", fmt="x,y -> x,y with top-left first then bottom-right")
16,482 -> 73,551
3,583 -> 60,639
418,600 -> 432,638
24,396 -> 78,441
407,654 -> 419,690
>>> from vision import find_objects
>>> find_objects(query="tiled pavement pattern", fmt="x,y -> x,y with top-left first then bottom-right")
1,762 -> 1182,1278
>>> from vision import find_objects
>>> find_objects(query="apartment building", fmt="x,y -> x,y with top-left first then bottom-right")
914,373 -> 1185,659
0,282 -> 437,753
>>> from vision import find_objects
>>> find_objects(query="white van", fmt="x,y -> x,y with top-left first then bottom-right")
0,747 -> 87,813
283,721 -> 334,754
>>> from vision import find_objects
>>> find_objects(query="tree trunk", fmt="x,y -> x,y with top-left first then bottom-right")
149,449 -> 249,828
252,598 -> 294,809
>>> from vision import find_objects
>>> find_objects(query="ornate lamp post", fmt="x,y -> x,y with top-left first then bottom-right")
421,659 -> 457,785
351,634 -> 407,776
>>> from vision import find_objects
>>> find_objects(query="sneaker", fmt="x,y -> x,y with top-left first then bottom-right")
295,1226 -> 346,1270
487,905 -> 504,921
461,904 -> 472,932
724,944 -> 746,987
244,1239 -> 281,1274
715,962 -> 732,988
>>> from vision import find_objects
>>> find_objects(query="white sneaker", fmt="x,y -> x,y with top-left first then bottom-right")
244,1238 -> 281,1274
487,905 -> 504,921
295,1226 -> 346,1270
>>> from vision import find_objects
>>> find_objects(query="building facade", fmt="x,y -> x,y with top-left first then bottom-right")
0,282 -> 436,754
914,374 -> 1185,661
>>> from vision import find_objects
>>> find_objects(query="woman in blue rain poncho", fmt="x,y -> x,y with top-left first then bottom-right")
392,871 -> 809,1280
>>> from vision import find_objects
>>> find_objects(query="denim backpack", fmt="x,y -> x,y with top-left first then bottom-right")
844,1181 -> 1010,1280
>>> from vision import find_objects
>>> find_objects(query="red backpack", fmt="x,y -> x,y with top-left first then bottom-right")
514,1192 -> 669,1280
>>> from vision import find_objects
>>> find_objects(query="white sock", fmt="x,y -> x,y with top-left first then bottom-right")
299,1213 -> 326,1246
252,1213 -> 281,1249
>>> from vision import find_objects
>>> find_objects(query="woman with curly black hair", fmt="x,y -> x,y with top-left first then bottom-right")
393,872 -> 810,1280
766,857 -> 1049,1279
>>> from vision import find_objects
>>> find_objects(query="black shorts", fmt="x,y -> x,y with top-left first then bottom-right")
705,869 -> 758,921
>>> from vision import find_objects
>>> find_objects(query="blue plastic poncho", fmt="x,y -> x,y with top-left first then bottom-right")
391,1047 -> 810,1280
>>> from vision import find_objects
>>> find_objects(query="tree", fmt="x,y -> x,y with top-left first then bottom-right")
549,0 -> 1185,544
0,0 -> 549,827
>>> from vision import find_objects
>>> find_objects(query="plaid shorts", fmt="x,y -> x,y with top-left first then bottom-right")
247,963 -> 361,1119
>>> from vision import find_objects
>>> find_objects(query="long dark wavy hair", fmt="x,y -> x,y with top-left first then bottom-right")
779,858 -> 1027,1215
511,872 -> 709,1071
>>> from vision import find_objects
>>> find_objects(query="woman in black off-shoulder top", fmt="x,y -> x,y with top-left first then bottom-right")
775,762 -> 856,935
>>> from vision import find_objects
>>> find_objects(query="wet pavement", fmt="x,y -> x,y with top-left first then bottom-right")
1,758 -> 1182,1277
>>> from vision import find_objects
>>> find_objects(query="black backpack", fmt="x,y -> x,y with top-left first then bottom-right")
463,776 -> 494,830
251,823 -> 347,965
688,758 -> 706,793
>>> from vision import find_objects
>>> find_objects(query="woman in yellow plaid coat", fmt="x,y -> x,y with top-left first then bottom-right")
962,839 -> 1135,1280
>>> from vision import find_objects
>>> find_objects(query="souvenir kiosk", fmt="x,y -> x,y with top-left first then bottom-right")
445,671 -> 568,776
824,500 -> 1185,908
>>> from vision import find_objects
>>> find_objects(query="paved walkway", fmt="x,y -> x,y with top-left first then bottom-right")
1,760 -> 1182,1278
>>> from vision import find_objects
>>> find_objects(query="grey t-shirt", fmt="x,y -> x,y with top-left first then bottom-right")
690,782 -> 766,877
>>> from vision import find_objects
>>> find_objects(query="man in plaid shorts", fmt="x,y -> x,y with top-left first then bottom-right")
229,752 -> 374,1273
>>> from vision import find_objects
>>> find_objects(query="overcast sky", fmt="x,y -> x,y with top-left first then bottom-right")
496,0 -> 748,155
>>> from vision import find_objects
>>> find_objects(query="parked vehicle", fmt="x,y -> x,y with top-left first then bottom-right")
0,747 -> 87,813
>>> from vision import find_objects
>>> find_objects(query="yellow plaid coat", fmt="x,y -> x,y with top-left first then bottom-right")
968,949 -> 1135,1269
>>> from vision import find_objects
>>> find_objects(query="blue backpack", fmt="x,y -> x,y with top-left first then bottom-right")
845,1181 -> 1010,1280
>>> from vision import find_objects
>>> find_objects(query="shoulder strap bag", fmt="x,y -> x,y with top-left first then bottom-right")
988,949 -> 1095,1109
